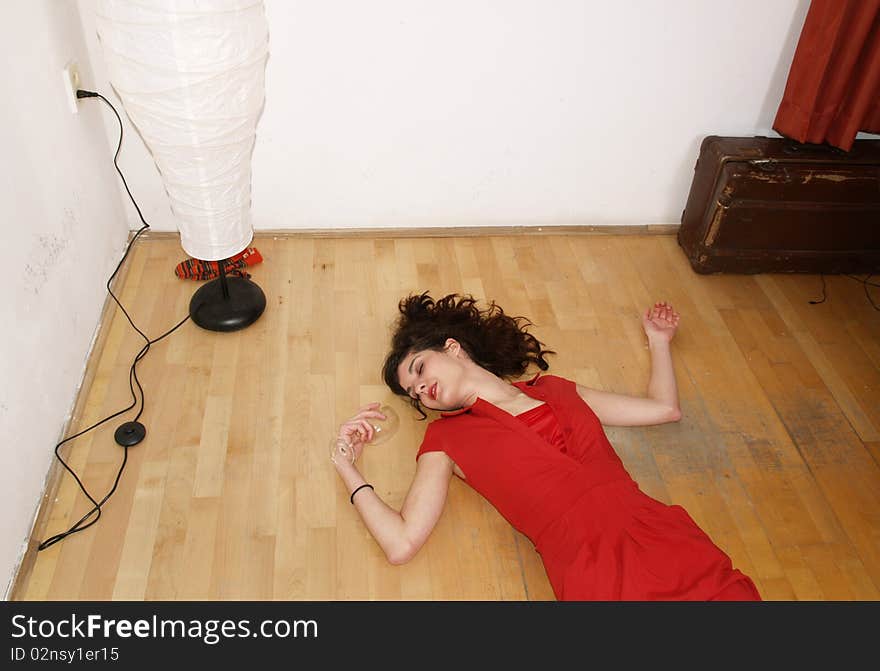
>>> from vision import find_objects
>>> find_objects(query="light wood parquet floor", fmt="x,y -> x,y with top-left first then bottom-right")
12,232 -> 880,600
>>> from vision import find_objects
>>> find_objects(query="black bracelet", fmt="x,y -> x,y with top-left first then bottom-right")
350,483 -> 374,505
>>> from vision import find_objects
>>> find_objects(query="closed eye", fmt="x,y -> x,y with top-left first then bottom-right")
405,357 -> 424,399
408,363 -> 424,400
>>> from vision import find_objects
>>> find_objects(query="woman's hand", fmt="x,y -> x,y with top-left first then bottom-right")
642,301 -> 680,344
331,402 -> 387,466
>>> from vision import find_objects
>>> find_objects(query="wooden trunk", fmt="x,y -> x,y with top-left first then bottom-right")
677,135 -> 880,274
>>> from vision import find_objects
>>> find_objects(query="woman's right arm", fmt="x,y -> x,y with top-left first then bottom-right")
332,405 -> 454,565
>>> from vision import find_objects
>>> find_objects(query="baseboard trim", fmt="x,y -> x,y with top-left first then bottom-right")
141,224 -> 679,241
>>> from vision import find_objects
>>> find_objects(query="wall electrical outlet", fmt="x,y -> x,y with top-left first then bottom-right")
62,61 -> 81,114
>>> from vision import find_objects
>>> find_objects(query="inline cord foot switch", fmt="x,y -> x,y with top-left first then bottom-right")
114,421 -> 146,447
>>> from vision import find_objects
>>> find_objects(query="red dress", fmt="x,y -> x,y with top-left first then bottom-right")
416,373 -> 761,601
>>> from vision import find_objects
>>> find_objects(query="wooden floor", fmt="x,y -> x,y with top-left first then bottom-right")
12,232 -> 880,600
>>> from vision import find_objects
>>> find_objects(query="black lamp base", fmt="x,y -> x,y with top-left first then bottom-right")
189,274 -> 267,332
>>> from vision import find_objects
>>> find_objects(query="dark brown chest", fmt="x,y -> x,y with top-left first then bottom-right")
678,135 -> 880,274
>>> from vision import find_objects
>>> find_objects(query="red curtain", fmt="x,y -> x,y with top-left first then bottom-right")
773,0 -> 880,151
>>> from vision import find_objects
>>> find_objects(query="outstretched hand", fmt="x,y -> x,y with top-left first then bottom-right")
330,402 -> 387,466
642,301 -> 680,344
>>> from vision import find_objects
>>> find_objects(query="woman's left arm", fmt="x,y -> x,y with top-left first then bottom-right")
577,301 -> 682,427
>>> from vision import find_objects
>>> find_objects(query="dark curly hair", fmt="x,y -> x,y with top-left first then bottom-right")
381,292 -> 554,416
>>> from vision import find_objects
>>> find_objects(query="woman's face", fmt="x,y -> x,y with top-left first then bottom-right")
396,339 -> 473,411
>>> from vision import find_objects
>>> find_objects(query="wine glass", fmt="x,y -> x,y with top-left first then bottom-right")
329,404 -> 400,464
367,404 -> 400,446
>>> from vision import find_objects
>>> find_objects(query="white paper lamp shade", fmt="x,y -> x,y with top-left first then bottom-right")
95,0 -> 269,261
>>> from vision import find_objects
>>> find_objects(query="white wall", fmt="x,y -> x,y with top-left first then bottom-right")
0,2 -> 129,596
77,0 -> 822,232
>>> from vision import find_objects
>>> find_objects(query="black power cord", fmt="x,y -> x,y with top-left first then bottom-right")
808,274 -> 827,304
38,90 -> 190,551
847,274 -> 880,311
809,273 -> 880,311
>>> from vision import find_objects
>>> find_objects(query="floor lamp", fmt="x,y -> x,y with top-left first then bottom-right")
95,0 -> 268,331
